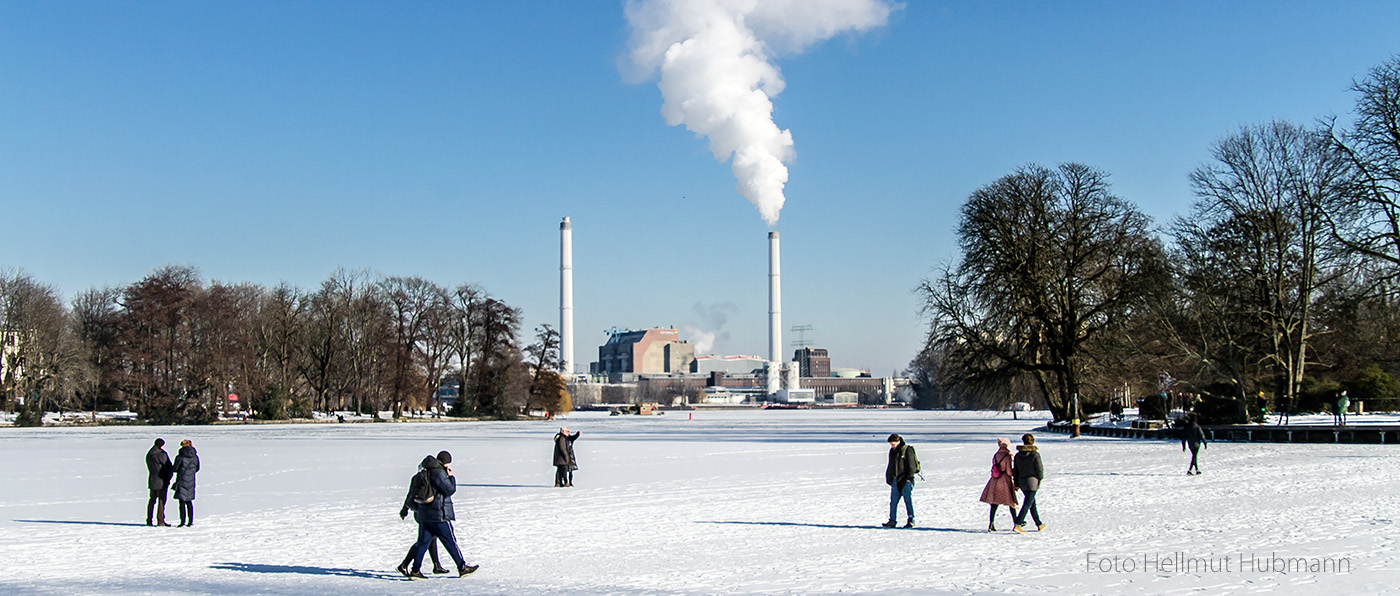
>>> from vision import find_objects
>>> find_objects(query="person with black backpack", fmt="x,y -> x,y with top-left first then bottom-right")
397,451 -> 478,580
398,459 -> 446,575
882,434 -> 920,528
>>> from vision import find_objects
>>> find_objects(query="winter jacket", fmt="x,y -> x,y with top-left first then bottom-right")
409,456 -> 457,524
979,449 -> 1017,507
172,445 -> 200,501
146,445 -> 172,491
553,431 -> 580,468
885,442 -> 919,487
1182,423 -> 1207,450
1013,445 -> 1043,492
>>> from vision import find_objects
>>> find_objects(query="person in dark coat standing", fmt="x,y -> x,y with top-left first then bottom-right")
172,439 -> 200,527
402,451 -> 478,580
1012,434 -> 1044,534
882,434 -> 919,528
979,438 -> 1018,532
145,438 -> 173,526
553,427 -> 581,487
1182,417 -> 1207,475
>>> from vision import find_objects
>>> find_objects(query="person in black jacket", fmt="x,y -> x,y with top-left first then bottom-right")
882,434 -> 919,528
400,451 -> 478,580
397,460 -> 446,576
553,427 -> 581,487
1182,417 -> 1207,475
172,439 -> 200,527
1012,434 -> 1044,533
145,438 -> 173,527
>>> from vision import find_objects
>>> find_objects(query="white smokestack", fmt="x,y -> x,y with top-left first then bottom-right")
624,0 -> 892,226
560,217 -> 574,375
768,231 -> 781,364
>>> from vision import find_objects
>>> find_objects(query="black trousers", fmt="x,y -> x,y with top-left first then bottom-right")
146,489 -> 168,524
178,500 -> 194,526
1015,488 -> 1041,527
555,465 -> 573,486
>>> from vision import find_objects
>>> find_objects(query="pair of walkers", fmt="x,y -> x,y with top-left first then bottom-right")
882,433 -> 1046,533
396,450 -> 478,580
981,434 -> 1044,533
144,438 -> 200,527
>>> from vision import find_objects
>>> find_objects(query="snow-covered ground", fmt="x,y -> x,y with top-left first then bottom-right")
1,410 -> 1395,595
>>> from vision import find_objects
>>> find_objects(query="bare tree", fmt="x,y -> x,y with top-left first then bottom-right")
1330,55 -> 1400,282
918,164 -> 1167,420
1186,121 -> 1355,408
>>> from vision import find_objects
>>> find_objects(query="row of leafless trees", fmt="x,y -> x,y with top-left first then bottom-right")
915,56 -> 1400,421
0,266 -> 570,424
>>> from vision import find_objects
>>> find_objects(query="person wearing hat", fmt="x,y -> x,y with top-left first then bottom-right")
882,434 -> 919,528
979,438 -> 1018,532
553,427 -> 581,487
172,439 -> 200,527
144,438 -> 173,526
401,450 -> 478,579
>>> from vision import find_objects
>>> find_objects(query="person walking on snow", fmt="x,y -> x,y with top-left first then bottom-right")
1182,416 -> 1207,475
145,438 -> 173,527
398,460 -> 447,575
172,439 -> 200,527
882,434 -> 919,528
1011,434 -> 1044,534
400,451 -> 478,580
553,427 -> 581,487
1336,391 -> 1350,427
979,438 -> 1017,532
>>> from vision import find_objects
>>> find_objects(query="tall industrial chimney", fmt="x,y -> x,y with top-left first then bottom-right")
768,231 -> 781,363
767,231 -> 782,396
560,217 -> 574,375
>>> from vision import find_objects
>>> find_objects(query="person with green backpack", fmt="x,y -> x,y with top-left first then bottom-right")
882,434 -> 920,528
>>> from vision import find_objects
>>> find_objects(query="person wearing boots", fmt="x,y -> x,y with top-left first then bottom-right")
882,434 -> 919,528
401,451 -> 478,580
145,438 -> 173,526
399,459 -> 446,575
553,427 -> 581,487
172,439 -> 200,527
979,438 -> 1018,532
1012,434 -> 1044,534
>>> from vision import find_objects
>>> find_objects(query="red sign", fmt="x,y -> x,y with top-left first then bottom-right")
228,394 -> 239,402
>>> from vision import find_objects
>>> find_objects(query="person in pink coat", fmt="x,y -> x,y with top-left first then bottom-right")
979,437 -> 1018,532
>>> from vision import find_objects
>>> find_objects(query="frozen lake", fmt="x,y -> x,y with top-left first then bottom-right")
1,410 -> 1395,595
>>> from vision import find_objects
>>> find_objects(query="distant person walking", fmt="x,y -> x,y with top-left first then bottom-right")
979,438 -> 1017,532
1182,417 -> 1207,475
1336,391 -> 1350,427
145,438 -> 173,527
553,427 -> 581,487
398,459 -> 447,576
400,451 -> 477,580
172,439 -> 200,527
882,434 -> 919,528
1011,434 -> 1044,534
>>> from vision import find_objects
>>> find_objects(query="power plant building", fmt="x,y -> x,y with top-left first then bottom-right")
794,347 -> 831,378
590,328 -> 695,375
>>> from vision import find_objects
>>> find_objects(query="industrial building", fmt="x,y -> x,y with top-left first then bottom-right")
590,327 -> 696,375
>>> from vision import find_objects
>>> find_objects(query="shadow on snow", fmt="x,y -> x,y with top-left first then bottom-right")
14,519 -> 147,527
698,520 -> 985,533
210,562 -> 401,580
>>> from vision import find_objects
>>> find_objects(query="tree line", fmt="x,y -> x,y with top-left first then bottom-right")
912,56 -> 1400,422
0,266 -> 570,425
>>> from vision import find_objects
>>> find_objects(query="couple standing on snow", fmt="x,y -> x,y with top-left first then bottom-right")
144,438 -> 200,527
882,433 -> 1045,534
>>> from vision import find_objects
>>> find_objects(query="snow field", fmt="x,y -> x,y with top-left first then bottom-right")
0,410 -> 1396,595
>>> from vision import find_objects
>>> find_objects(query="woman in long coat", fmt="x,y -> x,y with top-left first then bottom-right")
172,439 -> 201,527
553,427 -> 581,487
979,437 -> 1017,531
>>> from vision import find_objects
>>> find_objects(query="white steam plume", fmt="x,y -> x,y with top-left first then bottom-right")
625,0 -> 892,225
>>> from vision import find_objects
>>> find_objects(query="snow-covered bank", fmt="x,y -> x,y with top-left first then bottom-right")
0,410 -> 1393,595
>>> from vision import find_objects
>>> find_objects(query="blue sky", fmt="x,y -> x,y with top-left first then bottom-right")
2,1 -> 1398,374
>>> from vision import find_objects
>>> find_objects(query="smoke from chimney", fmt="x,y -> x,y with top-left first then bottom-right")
624,0 -> 892,225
